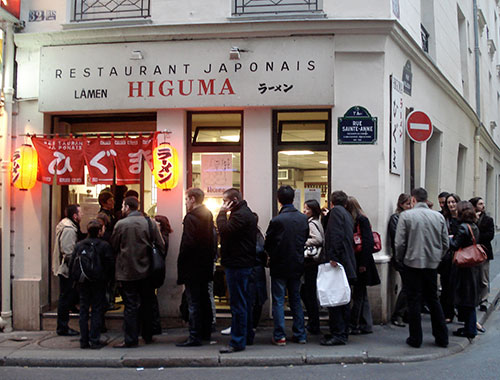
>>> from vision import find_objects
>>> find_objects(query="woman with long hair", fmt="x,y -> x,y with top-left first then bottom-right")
301,199 -> 324,335
388,193 -> 412,327
345,196 -> 380,334
449,201 -> 481,341
439,193 -> 461,323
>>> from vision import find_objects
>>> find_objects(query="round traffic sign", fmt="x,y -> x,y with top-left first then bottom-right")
406,110 -> 433,143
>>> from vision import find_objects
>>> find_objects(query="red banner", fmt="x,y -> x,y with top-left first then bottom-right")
83,138 -> 116,185
112,135 -> 154,185
32,137 -> 85,185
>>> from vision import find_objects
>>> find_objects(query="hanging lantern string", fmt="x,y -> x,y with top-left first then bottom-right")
19,130 -> 172,139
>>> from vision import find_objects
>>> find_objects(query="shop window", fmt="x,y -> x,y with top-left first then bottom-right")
273,110 -> 331,214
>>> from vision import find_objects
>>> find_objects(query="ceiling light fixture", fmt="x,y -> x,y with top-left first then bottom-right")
279,150 -> 315,156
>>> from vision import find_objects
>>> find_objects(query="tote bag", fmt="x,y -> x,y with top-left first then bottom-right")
316,263 -> 351,307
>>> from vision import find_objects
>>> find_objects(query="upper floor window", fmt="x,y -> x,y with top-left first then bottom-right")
233,0 -> 321,16
72,0 -> 151,22
421,24 -> 430,53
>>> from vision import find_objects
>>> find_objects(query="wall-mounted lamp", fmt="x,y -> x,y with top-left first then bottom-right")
229,47 -> 241,60
130,50 -> 144,60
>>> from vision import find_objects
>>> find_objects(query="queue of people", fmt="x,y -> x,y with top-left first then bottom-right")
52,184 -> 494,351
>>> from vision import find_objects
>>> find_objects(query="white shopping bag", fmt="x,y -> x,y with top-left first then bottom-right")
316,263 -> 351,307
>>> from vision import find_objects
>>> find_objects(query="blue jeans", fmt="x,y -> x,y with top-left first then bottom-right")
271,277 -> 306,341
225,267 -> 254,349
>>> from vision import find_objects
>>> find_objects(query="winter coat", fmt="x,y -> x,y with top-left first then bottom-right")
354,215 -> 381,287
69,237 -> 115,283
477,213 -> 495,260
324,205 -> 357,282
395,202 -> 449,269
217,200 -> 257,269
111,211 -> 165,281
450,222 -> 481,307
265,204 -> 309,279
177,205 -> 217,285
52,217 -> 79,278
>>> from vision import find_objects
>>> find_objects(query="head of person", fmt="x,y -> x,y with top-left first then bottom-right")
396,193 -> 411,213
154,214 -> 173,234
469,197 -> 485,214
222,188 -> 242,206
330,190 -> 348,208
98,191 -> 114,210
87,219 -> 104,238
456,201 -> 477,223
122,196 -> 139,217
96,212 -> 110,229
124,189 -> 139,199
438,191 -> 450,211
185,187 -> 204,212
345,196 -> 365,221
303,199 -> 321,219
277,185 -> 294,206
66,204 -> 82,224
410,187 -> 428,206
443,193 -> 461,218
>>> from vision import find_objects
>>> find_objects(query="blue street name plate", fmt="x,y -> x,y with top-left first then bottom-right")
338,106 -> 377,144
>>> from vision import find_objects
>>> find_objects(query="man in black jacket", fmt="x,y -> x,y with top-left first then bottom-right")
217,188 -> 257,353
265,186 -> 309,345
321,190 -> 357,346
176,188 -> 217,347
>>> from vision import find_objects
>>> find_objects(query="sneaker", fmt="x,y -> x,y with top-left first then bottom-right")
221,327 -> 231,335
272,337 -> 286,346
291,336 -> 306,344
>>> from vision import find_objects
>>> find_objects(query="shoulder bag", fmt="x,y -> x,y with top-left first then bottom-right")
304,220 -> 324,262
146,217 -> 166,288
353,224 -> 382,253
453,224 -> 487,268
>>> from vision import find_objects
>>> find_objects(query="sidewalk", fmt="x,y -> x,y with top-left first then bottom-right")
1,269 -> 499,369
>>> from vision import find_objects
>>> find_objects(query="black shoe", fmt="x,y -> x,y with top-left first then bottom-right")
90,340 -> 107,349
291,336 -> 307,344
435,340 -> 448,348
144,337 -> 154,344
320,336 -> 346,346
219,345 -> 244,354
57,328 -> 79,336
306,325 -> 321,335
406,337 -> 421,348
391,318 -> 406,328
479,304 -> 488,312
176,337 -> 202,347
80,342 -> 90,349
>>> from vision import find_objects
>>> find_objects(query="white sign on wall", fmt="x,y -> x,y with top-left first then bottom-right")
39,36 -> 335,112
200,154 -> 233,197
390,76 -> 404,175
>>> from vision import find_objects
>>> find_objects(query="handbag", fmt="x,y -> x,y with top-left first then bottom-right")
452,224 -> 487,268
304,220 -> 324,261
146,217 -> 166,288
353,224 -> 382,253
316,263 -> 351,307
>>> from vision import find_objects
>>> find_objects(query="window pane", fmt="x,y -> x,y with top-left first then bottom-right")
191,112 -> 242,144
281,121 -> 326,142
194,127 -> 241,143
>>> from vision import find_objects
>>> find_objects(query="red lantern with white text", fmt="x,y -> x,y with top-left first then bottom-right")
12,144 -> 38,190
153,143 -> 179,190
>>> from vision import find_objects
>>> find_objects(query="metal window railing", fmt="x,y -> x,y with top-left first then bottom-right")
233,0 -> 320,15
72,0 -> 151,22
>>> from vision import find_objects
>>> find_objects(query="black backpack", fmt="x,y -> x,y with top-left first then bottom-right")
70,240 -> 103,283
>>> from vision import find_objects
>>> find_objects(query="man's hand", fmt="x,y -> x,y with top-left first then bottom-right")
220,200 -> 234,213
329,260 -> 338,268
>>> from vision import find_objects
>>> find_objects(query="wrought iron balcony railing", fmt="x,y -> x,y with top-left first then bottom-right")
72,0 -> 151,22
233,0 -> 321,15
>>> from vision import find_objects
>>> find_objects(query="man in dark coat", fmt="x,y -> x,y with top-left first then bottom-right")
111,196 -> 165,348
217,188 -> 257,354
265,185 -> 309,345
176,188 -> 217,347
321,190 -> 357,346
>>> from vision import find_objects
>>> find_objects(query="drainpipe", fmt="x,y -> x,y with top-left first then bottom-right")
472,0 -> 481,197
0,22 -> 15,332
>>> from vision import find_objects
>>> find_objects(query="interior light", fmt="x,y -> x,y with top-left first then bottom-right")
221,135 -> 240,142
279,150 -> 315,156
319,161 -> 328,165
192,160 -> 201,165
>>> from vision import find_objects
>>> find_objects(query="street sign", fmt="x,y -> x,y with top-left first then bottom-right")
338,106 -> 377,144
406,110 -> 433,143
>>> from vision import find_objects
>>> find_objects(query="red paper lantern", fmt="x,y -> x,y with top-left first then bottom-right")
153,143 -> 179,190
12,144 -> 38,190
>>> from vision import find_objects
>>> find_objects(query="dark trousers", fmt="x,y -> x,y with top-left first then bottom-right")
391,270 -> 408,321
438,255 -> 455,320
300,262 -> 320,331
328,303 -> 351,343
225,267 -> 254,350
457,306 -> 477,337
350,283 -> 373,332
57,275 -> 78,333
185,281 -> 213,342
79,281 -> 106,345
403,266 -> 448,346
120,278 -> 155,346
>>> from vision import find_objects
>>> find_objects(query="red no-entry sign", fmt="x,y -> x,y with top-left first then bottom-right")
406,110 -> 433,143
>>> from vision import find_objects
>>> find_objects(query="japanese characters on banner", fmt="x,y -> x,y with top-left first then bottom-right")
31,134 -> 155,185
390,76 -> 404,175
